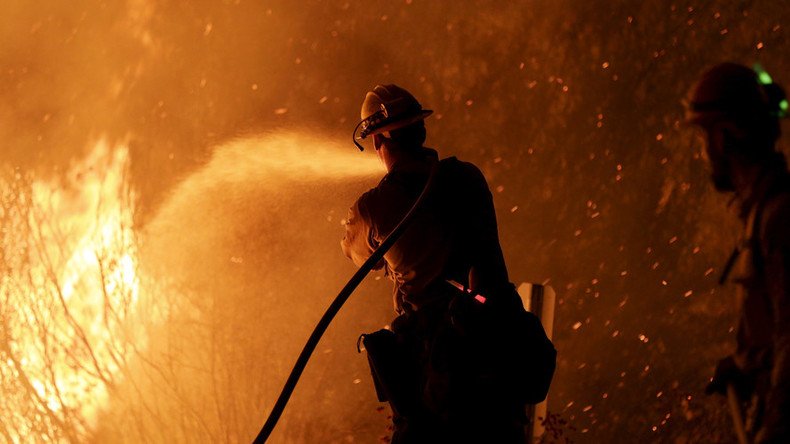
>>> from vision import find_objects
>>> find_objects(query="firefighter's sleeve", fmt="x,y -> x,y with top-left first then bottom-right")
756,195 -> 790,444
341,198 -> 381,269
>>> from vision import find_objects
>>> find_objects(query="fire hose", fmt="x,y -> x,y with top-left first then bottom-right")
252,160 -> 439,443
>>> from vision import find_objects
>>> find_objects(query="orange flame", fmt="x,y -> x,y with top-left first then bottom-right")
1,140 -> 140,441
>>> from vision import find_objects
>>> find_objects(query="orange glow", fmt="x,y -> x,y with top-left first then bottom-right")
1,140 -> 140,441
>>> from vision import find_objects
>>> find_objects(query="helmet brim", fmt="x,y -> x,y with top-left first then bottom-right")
682,96 -> 730,126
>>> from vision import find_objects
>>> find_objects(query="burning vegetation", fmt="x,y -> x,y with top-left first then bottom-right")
2,0 -> 790,442
0,141 -> 139,441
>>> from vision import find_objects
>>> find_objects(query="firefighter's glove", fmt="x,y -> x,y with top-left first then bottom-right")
705,356 -> 746,397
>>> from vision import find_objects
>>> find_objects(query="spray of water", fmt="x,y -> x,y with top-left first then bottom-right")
89,131 -> 389,443
147,131 -> 381,235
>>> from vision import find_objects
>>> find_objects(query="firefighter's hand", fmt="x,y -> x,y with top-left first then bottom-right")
705,356 -> 743,396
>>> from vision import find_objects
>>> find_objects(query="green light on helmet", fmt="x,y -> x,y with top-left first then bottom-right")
780,99 -> 789,117
753,63 -> 774,85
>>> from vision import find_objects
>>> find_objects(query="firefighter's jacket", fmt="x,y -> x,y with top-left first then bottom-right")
727,154 -> 790,443
341,148 -> 509,314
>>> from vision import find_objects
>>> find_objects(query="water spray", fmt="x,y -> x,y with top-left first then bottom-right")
252,160 -> 439,443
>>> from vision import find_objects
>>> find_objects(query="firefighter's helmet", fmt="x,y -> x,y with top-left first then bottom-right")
686,62 -> 787,125
353,84 -> 432,151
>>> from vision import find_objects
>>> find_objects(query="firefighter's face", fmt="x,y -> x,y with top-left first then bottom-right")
372,134 -> 389,170
696,119 -> 738,192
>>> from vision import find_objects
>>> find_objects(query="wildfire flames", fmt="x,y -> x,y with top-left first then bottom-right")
0,140 -> 140,442
5,0 -> 785,441
1,134 -> 383,443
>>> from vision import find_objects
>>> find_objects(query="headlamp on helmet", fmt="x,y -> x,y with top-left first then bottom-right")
754,64 -> 789,118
